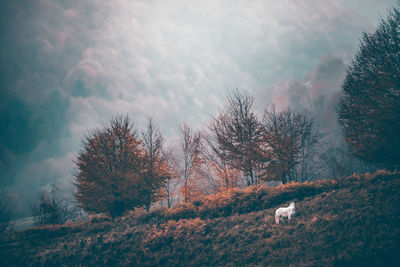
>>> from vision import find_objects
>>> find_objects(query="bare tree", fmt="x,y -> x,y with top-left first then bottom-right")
262,106 -> 319,183
142,118 -> 163,165
141,118 -> 171,210
202,132 -> 240,192
296,117 -> 320,182
179,123 -> 201,202
210,90 -> 264,185
320,142 -> 375,179
160,143 -> 179,208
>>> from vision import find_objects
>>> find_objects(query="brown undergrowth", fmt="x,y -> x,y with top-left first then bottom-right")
1,170 -> 399,266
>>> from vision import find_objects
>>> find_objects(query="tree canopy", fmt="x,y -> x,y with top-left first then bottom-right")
338,7 -> 400,170
262,107 -> 319,183
210,90 -> 264,185
74,115 -> 171,218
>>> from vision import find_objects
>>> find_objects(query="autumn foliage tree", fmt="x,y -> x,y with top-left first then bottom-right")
202,134 -> 240,192
178,123 -> 202,202
141,118 -> 172,210
338,7 -> 400,170
262,107 -> 319,183
75,115 -> 170,218
210,90 -> 264,185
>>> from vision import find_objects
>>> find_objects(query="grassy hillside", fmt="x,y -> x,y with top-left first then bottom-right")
1,171 -> 400,266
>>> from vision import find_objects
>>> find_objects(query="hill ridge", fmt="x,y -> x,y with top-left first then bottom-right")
1,171 -> 399,266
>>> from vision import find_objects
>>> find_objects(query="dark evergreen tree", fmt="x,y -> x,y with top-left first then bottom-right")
338,7 -> 400,169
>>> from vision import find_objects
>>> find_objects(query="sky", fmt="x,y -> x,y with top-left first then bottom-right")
0,0 -> 397,219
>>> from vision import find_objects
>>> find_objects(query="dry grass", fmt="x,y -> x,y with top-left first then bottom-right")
1,170 -> 399,266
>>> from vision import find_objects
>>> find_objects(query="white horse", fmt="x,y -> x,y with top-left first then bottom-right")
275,202 -> 295,224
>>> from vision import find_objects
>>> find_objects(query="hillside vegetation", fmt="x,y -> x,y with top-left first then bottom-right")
1,171 -> 399,266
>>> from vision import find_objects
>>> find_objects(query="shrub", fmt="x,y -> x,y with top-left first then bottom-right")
31,185 -> 70,226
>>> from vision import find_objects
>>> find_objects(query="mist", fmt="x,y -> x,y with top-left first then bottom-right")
0,0 -> 396,219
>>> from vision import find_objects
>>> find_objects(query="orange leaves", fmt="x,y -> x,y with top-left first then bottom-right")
179,183 -> 204,203
75,115 -> 174,218
211,161 -> 240,190
144,217 -> 207,244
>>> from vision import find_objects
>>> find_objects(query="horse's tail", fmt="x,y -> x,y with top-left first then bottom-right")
275,212 -> 279,224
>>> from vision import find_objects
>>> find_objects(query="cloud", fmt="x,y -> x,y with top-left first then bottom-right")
1,152 -> 75,218
256,54 -> 347,145
0,0 -> 397,218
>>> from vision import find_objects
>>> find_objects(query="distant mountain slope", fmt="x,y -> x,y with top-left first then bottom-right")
1,171 -> 399,266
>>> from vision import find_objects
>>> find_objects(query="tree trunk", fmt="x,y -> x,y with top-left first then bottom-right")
145,195 -> 151,211
282,172 -> 287,184
249,168 -> 254,185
